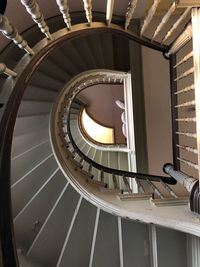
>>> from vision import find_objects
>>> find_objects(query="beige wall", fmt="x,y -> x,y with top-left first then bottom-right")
142,46 -> 173,176
78,84 -> 125,144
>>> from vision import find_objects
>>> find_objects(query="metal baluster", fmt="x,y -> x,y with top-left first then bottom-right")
152,1 -> 176,41
0,63 -> 17,77
125,0 -> 138,30
56,0 -> 71,30
174,51 -> 193,68
0,14 -> 34,55
161,8 -> 191,44
83,0 -> 92,26
140,0 -> 161,36
21,0 -> 52,39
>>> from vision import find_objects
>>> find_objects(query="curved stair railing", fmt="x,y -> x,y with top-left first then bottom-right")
48,68 -> 200,238
0,23 -> 169,266
65,72 -> 177,184
51,70 -> 198,212
0,1 -> 200,265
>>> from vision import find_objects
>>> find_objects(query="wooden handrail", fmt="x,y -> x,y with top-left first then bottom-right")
62,77 -> 177,185
0,22 -> 171,266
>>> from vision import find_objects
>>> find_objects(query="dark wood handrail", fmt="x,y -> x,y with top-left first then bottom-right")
66,94 -> 177,185
0,24 -> 171,266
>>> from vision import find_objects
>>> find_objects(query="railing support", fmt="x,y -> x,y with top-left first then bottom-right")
161,7 -> 191,44
0,63 -> 17,77
56,0 -> 72,30
0,15 -> 34,55
83,0 -> 92,26
152,2 -> 176,41
106,0 -> 114,26
140,0 -> 161,36
21,0 -> 52,40
125,0 -> 138,30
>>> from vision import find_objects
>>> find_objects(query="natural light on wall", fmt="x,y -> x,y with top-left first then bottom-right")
81,108 -> 114,144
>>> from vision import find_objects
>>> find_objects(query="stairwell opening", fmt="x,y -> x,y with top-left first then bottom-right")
77,83 -> 126,145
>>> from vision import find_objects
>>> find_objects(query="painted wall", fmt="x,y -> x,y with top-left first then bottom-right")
142,46 -> 173,176
78,84 -> 126,144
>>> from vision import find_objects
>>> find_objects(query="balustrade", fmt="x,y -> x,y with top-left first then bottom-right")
83,0 -> 92,25
21,0 -> 52,39
0,14 -> 34,55
140,0 -> 161,36
161,8 -> 191,44
152,2 -> 176,41
166,24 -> 192,56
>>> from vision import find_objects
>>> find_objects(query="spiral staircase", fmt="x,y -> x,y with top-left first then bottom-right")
1,1 -> 200,266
